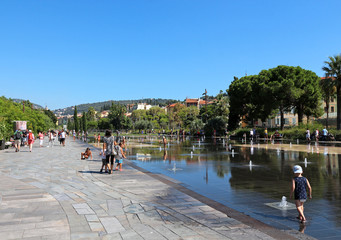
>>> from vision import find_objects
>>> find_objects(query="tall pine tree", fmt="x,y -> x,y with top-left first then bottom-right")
74,106 -> 79,133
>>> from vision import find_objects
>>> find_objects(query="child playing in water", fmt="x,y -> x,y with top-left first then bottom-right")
290,165 -> 312,223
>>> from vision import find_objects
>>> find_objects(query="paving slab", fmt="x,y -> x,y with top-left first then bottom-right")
0,139 -> 317,239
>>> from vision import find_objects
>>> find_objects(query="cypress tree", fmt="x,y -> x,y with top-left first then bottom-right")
74,106 -> 79,133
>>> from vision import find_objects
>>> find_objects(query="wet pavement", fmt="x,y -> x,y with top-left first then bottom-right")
0,138 -> 314,239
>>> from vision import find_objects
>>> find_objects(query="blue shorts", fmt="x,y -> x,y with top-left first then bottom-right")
115,159 -> 123,164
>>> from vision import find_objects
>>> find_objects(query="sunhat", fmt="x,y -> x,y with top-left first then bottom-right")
293,165 -> 303,174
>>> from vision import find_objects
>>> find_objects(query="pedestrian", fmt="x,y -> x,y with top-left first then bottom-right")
162,136 -> 167,149
99,149 -> 107,173
114,142 -> 126,171
103,130 -> 116,174
60,129 -> 66,146
97,134 -> 101,146
28,130 -> 35,152
306,129 -> 311,143
290,165 -> 312,223
315,129 -> 319,142
322,127 -> 328,141
38,131 -> 44,147
48,130 -> 55,147
250,128 -> 254,141
14,129 -> 22,152
264,128 -> 268,141
22,129 -> 28,146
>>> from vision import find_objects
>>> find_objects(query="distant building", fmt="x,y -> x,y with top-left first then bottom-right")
185,98 -> 214,109
100,111 -> 109,118
137,103 -> 152,111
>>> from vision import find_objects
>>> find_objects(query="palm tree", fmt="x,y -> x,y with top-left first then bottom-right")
322,55 -> 341,129
320,77 -> 336,128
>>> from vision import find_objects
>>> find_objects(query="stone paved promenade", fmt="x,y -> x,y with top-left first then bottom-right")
0,138 -> 314,240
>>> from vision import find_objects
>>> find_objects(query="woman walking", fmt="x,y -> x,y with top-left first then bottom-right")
28,130 -> 35,152
103,130 -> 116,174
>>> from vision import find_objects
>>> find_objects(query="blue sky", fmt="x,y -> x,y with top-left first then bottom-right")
1,0 -> 340,110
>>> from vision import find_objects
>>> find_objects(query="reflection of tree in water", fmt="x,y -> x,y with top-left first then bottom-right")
228,146 -> 328,199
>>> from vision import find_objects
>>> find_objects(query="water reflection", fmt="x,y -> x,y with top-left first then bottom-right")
128,136 -> 341,238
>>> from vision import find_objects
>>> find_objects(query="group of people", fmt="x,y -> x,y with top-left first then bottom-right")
11,129 -> 67,152
100,130 -> 126,174
12,129 -> 35,152
305,127 -> 332,143
80,130 -> 127,174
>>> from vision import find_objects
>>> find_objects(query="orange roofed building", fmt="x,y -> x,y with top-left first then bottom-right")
185,98 -> 214,109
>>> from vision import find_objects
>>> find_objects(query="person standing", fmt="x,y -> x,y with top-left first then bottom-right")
250,128 -> 254,141
28,130 -> 35,152
114,142 -> 126,171
162,136 -> 167,149
60,129 -> 66,146
48,130 -> 54,148
14,129 -> 22,152
322,127 -> 328,141
306,129 -> 311,143
290,165 -> 312,223
315,129 -> 319,142
103,130 -> 115,174
39,132 -> 44,147
97,134 -> 101,146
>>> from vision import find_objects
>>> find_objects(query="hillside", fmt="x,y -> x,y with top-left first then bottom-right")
11,99 -> 44,109
53,98 -> 179,116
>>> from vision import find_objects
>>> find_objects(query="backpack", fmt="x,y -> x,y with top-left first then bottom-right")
28,133 -> 33,140
15,131 -> 21,140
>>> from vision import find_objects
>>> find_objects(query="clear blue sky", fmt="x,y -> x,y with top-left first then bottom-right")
1,0 -> 340,110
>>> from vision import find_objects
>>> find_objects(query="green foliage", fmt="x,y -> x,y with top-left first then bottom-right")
86,107 -> 96,121
87,121 -> 98,130
44,109 -> 57,126
204,116 -> 228,136
98,118 -> 110,130
108,103 -> 126,130
0,96 -> 55,138
189,119 -> 204,134
74,106 -> 79,132
134,120 -> 153,130
228,66 -> 322,130
323,54 -> 341,129
82,114 -> 87,132
121,116 -> 132,130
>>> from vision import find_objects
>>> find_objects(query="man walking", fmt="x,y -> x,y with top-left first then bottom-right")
14,129 -> 22,152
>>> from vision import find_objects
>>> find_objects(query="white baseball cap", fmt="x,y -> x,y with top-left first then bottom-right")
293,165 -> 303,174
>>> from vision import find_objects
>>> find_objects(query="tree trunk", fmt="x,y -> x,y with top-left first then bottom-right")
337,87 -> 341,130
326,101 -> 329,129
297,107 -> 303,124
280,109 -> 284,130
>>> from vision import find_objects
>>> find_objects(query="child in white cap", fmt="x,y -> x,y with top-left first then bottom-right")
290,165 -> 312,223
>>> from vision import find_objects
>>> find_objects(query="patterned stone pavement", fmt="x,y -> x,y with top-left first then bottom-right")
0,138 -> 315,240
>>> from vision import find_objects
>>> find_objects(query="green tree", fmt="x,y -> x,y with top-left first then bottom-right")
108,103 -> 126,130
322,54 -> 341,129
67,118 -> 74,131
74,106 -> 79,133
44,109 -> 57,126
82,114 -> 87,133
122,116 -> 132,130
87,107 -> 96,121
87,121 -> 98,130
204,116 -> 228,136
98,118 -> 110,130
189,119 -> 204,134
320,77 -> 336,128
